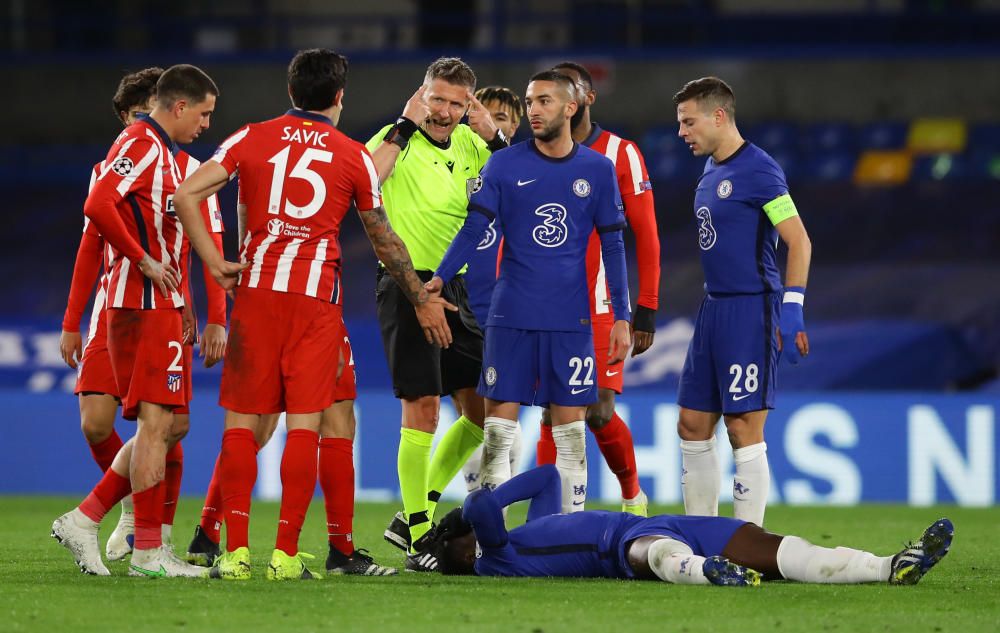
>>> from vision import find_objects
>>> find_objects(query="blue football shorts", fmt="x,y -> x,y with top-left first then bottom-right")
479,326 -> 597,408
677,292 -> 780,415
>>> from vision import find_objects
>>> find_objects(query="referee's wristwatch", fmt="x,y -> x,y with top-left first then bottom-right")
384,117 -> 419,150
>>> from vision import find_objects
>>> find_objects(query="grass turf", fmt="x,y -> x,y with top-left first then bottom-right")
0,497 -> 996,633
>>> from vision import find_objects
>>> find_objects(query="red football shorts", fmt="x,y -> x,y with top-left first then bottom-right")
75,307 -> 120,398
174,344 -> 194,416
221,288 -> 344,415
333,322 -> 357,402
592,317 -> 624,394
106,308 -> 187,421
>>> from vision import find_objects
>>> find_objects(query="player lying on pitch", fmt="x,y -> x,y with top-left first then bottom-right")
432,465 -> 953,586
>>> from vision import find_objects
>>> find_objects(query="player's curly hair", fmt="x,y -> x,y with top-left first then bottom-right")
673,76 -> 736,121
474,85 -> 524,122
288,48 -> 349,112
111,67 -> 163,125
424,57 -> 477,90
435,507 -> 476,576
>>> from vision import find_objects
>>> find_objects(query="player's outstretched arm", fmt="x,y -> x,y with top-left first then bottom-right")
492,465 -> 563,521
775,215 -> 812,363
357,204 -> 457,348
598,226 -> 632,365
174,161 -> 247,291
433,208 -> 493,288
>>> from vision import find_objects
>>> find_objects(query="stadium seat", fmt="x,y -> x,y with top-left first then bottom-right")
853,150 -> 912,185
745,121 -> 798,155
801,121 -> 857,154
907,118 -> 967,155
640,125 -> 685,156
766,146 -> 802,182
858,121 -> 908,150
911,153 -> 971,181
647,150 -> 702,184
802,150 -> 856,182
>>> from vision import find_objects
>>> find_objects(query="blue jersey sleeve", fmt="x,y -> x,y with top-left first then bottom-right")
434,159 -> 501,282
594,161 -> 630,322
463,488 -> 508,549
493,465 -> 563,521
749,162 -> 790,209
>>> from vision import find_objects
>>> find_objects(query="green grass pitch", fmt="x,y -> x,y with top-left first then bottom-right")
1,497 -> 997,633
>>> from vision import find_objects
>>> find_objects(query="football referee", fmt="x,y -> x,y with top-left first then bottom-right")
366,57 -> 510,571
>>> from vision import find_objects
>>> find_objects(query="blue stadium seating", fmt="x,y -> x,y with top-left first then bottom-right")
857,121 -> 908,150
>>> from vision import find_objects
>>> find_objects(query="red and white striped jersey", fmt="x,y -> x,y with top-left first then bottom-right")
211,109 -> 381,304
83,115 -> 185,311
583,125 -> 661,322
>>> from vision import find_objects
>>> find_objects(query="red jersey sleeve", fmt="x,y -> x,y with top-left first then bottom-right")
353,146 -> 383,212
618,140 -> 660,311
211,125 -> 251,178
62,219 -> 106,332
83,136 -> 160,263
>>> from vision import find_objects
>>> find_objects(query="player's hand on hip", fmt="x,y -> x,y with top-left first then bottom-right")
201,323 -> 227,368
402,84 -> 430,126
608,320 -> 631,365
466,90 -> 499,141
59,330 -> 83,369
210,260 -> 249,292
415,295 -> 458,348
138,253 -> 180,298
778,290 -> 809,364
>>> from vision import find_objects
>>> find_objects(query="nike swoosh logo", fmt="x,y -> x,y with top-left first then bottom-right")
570,388 -> 589,394
732,393 -> 752,401
130,563 -> 167,578
517,179 -> 537,186
572,500 -> 585,506
605,370 -> 620,377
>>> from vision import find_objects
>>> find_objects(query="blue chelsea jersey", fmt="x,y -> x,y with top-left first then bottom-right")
694,142 -> 789,295
468,140 -> 626,332
464,218 -> 501,329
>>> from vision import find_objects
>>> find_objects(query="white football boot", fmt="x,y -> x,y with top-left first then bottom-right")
51,508 -> 111,576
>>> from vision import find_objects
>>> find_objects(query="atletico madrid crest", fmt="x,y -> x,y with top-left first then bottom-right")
167,373 -> 182,393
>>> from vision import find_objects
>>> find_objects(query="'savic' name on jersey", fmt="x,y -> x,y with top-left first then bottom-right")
281,126 -> 329,148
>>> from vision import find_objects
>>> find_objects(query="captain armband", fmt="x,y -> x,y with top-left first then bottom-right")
762,193 -> 798,226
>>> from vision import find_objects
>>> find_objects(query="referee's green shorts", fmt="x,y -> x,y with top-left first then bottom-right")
375,266 -> 483,399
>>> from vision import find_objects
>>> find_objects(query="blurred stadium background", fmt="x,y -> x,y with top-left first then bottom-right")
2,0 -> 998,507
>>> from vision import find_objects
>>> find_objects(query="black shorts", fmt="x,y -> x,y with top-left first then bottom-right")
375,266 -> 483,399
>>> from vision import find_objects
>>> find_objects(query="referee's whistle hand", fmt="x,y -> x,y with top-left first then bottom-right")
415,298 -> 455,348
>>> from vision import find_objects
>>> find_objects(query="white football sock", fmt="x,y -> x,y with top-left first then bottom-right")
732,442 -> 769,527
647,538 -> 709,585
462,424 -> 522,493
161,523 -> 173,545
680,437 -> 720,516
552,421 -> 587,513
480,417 -> 519,491
777,535 -> 892,584
121,496 -> 134,513
462,445 -> 484,492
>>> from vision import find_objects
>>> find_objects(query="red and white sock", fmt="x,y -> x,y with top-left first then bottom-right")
319,437 -> 355,556
275,429 -> 319,557
78,468 -> 131,523
220,428 -> 259,552
88,431 -> 124,473
592,413 -> 640,500
200,454 -> 224,544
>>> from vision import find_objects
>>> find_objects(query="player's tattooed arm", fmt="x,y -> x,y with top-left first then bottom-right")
358,205 -> 427,305
358,205 -> 458,347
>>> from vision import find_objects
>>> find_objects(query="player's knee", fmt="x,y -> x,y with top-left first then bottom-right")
724,420 -> 760,449
585,406 -> 612,431
169,414 -> 190,444
403,396 -> 440,432
677,415 -> 711,441
80,417 -> 112,444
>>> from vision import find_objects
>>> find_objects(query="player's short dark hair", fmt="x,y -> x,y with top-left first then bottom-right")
474,85 -> 524,121
424,57 -> 477,90
672,76 -> 736,121
155,64 -> 219,109
552,61 -> 593,91
435,508 -> 476,576
288,48 -> 349,111
112,67 -> 163,123
528,70 -> 576,101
